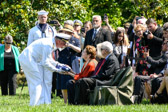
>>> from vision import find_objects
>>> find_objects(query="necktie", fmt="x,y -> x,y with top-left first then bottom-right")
92,29 -> 97,40
93,59 -> 106,75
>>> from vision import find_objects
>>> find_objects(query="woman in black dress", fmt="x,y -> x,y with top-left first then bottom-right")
0,35 -> 20,95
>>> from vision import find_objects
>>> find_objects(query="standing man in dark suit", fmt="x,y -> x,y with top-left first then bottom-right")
84,15 -> 112,48
145,18 -> 163,74
146,18 -> 163,58
74,41 -> 120,104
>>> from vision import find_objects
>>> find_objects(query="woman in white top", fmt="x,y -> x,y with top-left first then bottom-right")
113,27 -> 129,68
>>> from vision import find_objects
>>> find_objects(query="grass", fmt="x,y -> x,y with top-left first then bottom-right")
0,87 -> 168,112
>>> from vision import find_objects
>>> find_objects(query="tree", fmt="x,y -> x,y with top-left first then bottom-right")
130,0 -> 168,25
0,0 -> 168,51
0,0 -> 90,51
0,0 -> 36,50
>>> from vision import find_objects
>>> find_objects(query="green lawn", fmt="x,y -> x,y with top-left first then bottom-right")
0,87 -> 168,112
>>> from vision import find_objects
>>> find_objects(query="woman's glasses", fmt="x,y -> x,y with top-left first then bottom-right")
6,42 -> 12,44
101,48 -> 105,51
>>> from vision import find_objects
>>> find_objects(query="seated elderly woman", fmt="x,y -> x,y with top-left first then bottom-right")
66,45 -> 98,104
0,35 -> 20,95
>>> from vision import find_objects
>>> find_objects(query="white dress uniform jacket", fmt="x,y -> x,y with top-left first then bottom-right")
27,24 -> 56,46
19,37 -> 63,106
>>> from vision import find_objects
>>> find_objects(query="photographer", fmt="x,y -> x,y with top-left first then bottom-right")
48,19 -> 62,31
145,18 -> 163,58
127,16 -> 146,42
103,14 -> 115,41
103,14 -> 115,33
144,18 -> 163,75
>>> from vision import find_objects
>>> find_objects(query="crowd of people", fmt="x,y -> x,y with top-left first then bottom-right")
0,10 -> 168,106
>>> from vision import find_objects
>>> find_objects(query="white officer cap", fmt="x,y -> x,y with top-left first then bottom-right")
37,10 -> 49,15
55,33 -> 71,43
74,20 -> 83,26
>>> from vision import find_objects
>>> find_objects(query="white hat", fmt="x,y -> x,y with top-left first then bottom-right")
37,10 -> 49,15
74,20 -> 83,26
55,33 -> 71,42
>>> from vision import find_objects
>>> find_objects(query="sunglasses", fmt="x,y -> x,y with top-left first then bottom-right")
6,42 -> 12,44
162,42 -> 168,46
163,27 -> 168,31
101,48 -> 105,51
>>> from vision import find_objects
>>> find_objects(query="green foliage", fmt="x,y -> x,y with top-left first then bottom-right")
31,0 -> 91,23
0,0 -> 168,51
130,0 -> 168,25
0,0 -> 36,51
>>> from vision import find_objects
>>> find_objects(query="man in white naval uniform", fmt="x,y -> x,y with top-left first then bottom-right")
27,10 -> 56,46
19,33 -> 71,106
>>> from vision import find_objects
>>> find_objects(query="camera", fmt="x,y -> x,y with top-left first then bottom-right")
81,27 -> 85,33
136,17 -> 142,24
104,13 -> 108,20
48,20 -> 58,25
143,30 -> 150,37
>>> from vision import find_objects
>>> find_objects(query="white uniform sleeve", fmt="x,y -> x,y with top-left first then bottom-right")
42,46 -> 64,73
53,27 -> 57,37
27,29 -> 34,46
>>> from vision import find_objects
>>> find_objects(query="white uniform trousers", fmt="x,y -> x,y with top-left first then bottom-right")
19,56 -> 53,106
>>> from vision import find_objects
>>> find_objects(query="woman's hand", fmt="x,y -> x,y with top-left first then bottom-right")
150,73 -> 158,78
72,31 -> 80,39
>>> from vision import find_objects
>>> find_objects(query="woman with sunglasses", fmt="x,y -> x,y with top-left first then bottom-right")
0,35 -> 20,95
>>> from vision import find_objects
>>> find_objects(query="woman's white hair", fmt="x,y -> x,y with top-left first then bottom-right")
4,34 -> 13,43
96,43 -> 103,58
101,41 -> 113,53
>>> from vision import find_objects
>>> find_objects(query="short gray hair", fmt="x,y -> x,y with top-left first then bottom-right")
101,41 -> 113,53
96,43 -> 103,58
64,20 -> 74,26
92,15 -> 102,21
163,22 -> 168,30
4,34 -> 13,43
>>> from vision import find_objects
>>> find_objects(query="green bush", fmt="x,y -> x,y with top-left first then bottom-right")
0,0 -> 168,51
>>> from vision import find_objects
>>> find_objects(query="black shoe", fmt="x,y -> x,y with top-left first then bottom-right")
150,92 -> 161,104
150,95 -> 155,104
